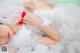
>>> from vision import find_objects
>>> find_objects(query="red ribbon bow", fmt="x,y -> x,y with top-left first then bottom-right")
18,11 -> 28,25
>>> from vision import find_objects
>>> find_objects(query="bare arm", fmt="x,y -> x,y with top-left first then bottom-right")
24,13 -> 60,42
39,37 -> 58,46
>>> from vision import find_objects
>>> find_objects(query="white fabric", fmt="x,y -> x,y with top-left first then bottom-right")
33,6 -> 64,27
10,25 -> 31,48
33,9 -> 52,26
0,0 -> 80,53
10,25 -> 62,53
33,5 -> 80,53
0,0 -> 26,25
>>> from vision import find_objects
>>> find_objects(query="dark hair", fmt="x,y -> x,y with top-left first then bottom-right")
0,23 -> 3,24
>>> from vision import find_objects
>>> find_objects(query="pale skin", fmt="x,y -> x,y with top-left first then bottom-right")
23,1 -> 60,45
0,24 -> 16,53
0,24 -> 13,45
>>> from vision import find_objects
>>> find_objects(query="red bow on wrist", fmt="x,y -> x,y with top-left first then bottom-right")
18,11 -> 28,25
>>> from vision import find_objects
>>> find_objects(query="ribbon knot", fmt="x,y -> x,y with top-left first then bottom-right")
18,11 -> 28,25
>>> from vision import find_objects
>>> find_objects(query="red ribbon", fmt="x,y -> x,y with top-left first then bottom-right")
18,11 -> 28,25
